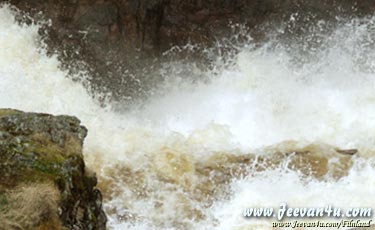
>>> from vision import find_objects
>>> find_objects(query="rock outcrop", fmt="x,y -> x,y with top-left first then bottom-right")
0,109 -> 106,230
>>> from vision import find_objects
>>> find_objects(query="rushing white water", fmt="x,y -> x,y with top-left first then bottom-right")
1,4 -> 375,229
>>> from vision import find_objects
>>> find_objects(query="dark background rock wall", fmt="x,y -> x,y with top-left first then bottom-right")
8,0 -> 375,52
3,0 -> 375,102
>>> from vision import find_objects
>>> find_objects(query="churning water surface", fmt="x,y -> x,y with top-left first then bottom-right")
1,4 -> 375,230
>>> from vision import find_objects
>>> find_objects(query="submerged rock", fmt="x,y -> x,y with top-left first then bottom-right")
0,109 -> 106,230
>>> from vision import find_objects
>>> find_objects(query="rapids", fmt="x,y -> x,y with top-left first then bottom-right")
1,4 -> 375,229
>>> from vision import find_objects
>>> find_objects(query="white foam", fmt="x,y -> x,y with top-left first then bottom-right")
1,4 -> 375,229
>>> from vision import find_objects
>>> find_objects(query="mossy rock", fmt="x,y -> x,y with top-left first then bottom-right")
0,109 -> 22,118
0,109 -> 106,230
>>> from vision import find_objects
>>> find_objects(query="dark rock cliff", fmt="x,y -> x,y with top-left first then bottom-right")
7,0 -> 375,52
2,0 -> 375,101
0,109 -> 106,230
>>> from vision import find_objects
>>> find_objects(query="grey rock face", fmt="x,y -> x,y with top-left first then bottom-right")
0,109 -> 106,230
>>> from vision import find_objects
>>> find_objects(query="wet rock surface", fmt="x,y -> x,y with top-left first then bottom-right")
0,109 -> 106,230
2,0 -> 375,103
6,0 -> 375,53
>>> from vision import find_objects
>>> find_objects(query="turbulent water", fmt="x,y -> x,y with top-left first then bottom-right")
2,4 -> 375,230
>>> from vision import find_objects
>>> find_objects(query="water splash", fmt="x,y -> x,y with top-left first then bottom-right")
1,4 -> 375,229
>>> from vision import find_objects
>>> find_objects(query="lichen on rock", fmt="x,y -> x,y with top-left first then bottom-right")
0,109 -> 106,230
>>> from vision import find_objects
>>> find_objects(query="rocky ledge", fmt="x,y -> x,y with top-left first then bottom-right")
0,109 -> 106,230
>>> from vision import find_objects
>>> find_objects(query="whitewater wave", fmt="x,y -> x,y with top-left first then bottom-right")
1,4 -> 375,229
